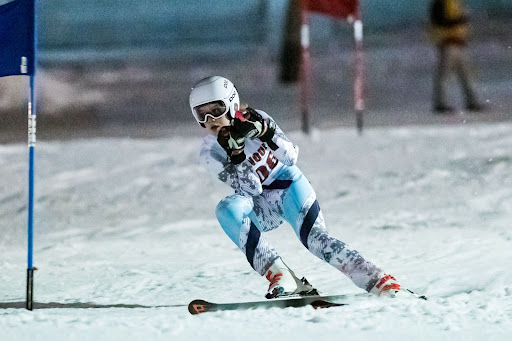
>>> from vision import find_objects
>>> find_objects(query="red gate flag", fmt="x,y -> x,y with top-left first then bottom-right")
306,0 -> 358,20
0,0 -> 35,77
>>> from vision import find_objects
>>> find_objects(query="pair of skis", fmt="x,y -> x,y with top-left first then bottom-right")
188,289 -> 427,315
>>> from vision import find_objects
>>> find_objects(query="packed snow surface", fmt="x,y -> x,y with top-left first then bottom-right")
1,123 -> 511,340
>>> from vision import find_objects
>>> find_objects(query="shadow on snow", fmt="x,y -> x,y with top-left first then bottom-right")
0,301 -> 185,309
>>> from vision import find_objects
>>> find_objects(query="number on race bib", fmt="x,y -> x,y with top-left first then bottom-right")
255,152 -> 278,182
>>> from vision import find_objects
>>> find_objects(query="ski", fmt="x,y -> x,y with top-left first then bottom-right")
188,294 -> 349,315
188,288 -> 427,315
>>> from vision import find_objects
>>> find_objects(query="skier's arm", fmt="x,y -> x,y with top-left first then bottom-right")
254,110 -> 299,166
263,121 -> 299,166
200,139 -> 262,196
235,108 -> 299,166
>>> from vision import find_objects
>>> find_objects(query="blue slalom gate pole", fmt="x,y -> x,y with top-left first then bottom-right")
26,74 -> 36,310
26,0 -> 37,311
26,67 -> 36,311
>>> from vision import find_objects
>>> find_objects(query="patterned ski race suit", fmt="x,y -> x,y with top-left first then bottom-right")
200,110 -> 383,292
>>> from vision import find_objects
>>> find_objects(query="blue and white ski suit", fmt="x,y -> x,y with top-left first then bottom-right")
200,110 -> 382,292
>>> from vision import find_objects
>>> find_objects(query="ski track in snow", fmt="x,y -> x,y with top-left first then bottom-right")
1,123 -> 511,340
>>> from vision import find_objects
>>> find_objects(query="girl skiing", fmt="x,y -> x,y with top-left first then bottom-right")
190,76 -> 401,298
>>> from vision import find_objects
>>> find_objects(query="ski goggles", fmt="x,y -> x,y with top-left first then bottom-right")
192,101 -> 228,124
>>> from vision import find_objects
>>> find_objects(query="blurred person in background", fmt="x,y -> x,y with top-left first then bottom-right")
429,0 -> 483,114
188,76 -> 402,299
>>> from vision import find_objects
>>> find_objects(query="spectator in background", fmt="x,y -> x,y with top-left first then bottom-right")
429,0 -> 483,114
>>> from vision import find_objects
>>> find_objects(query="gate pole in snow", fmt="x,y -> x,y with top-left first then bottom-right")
26,0 -> 37,311
0,0 -> 38,310
26,74 -> 36,310
299,0 -> 311,134
353,10 -> 364,134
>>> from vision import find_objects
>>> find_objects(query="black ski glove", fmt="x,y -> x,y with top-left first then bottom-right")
217,126 -> 246,164
233,107 -> 275,143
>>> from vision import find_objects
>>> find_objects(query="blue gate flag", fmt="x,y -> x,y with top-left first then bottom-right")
0,0 -> 34,77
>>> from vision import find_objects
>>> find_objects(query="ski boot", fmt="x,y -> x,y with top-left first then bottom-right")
369,274 -> 402,296
264,258 -> 318,299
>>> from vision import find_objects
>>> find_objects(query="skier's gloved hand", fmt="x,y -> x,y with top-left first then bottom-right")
232,107 -> 275,142
217,126 -> 246,164
232,108 -> 264,139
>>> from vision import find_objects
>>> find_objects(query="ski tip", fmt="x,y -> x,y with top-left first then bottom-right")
311,300 -> 347,309
188,299 -> 211,315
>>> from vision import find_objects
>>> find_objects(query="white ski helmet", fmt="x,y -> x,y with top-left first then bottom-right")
189,76 -> 240,127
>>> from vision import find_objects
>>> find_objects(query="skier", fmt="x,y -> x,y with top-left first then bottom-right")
190,76 -> 401,299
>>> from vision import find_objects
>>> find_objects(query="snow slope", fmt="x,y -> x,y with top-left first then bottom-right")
1,123 -> 511,340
